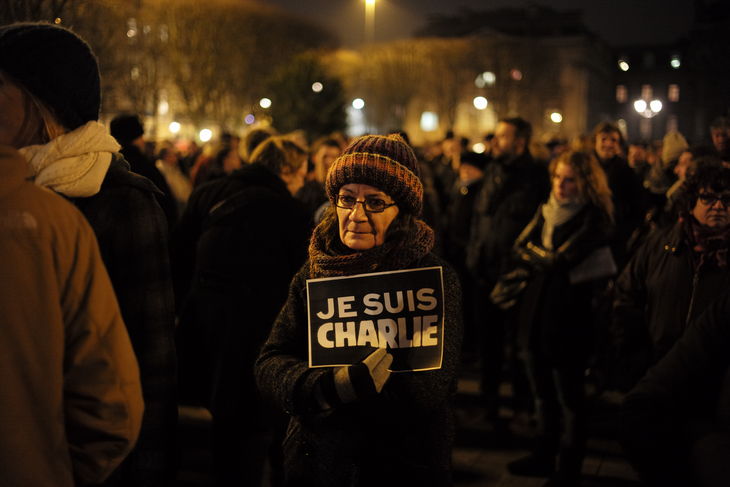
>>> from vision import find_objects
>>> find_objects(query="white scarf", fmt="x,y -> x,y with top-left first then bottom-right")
20,121 -> 120,198
541,193 -> 585,250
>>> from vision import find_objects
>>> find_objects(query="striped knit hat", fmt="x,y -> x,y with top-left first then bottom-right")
326,133 -> 423,215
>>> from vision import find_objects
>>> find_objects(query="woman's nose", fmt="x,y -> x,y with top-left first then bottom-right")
348,201 -> 369,221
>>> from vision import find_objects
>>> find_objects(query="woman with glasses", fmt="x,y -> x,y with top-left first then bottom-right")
505,151 -> 615,487
614,163 -> 730,390
255,134 -> 463,486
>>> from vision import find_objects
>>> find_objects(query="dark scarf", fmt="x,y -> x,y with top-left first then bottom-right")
308,218 -> 435,278
685,217 -> 730,269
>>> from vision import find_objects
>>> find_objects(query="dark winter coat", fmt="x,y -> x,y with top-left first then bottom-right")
173,162 -> 311,422
71,155 -> 178,485
120,144 -> 178,230
466,152 -> 549,286
612,221 -> 730,386
514,204 -> 613,363
620,290 -> 730,487
598,154 -> 647,264
254,253 -> 463,487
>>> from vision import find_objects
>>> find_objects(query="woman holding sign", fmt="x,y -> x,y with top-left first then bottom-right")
504,151 -> 615,486
255,133 -> 463,486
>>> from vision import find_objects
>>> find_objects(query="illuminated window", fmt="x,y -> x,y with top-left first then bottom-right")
668,84 -> 680,102
616,85 -> 628,103
641,84 -> 653,100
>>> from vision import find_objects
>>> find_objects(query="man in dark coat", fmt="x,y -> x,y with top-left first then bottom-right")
613,164 -> 730,390
111,113 -> 178,230
465,117 -> 550,423
172,135 -> 311,486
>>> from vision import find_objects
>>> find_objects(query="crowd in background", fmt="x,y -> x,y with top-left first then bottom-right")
3,20 -> 730,487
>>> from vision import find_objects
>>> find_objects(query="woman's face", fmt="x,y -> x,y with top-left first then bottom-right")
552,162 -> 580,203
337,183 -> 399,251
0,73 -> 28,147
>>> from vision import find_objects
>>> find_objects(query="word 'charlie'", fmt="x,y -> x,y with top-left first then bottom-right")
315,288 -> 439,349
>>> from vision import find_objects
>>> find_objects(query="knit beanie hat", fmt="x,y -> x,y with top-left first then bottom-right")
0,22 -> 100,130
326,133 -> 423,215
110,114 -> 145,145
662,131 -> 689,166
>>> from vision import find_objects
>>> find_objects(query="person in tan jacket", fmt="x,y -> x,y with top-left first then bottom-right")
0,145 -> 144,486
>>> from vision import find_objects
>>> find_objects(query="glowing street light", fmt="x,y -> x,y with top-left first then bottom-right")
259,97 -> 272,109
634,99 -> 662,118
199,129 -> 212,142
168,121 -> 181,134
312,82 -> 323,93
618,59 -> 630,71
352,98 -> 365,110
550,112 -> 563,124
364,0 -> 376,45
473,96 -> 488,110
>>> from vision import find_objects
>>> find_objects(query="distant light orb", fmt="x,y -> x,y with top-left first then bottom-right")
618,60 -> 630,72
158,100 -> 169,115
244,114 -> 255,125
633,99 -> 647,113
311,82 -> 324,93
670,55 -> 681,69
352,98 -> 365,110
199,129 -> 212,142
473,96 -> 488,110
54,17 -> 62,24
473,142 -> 486,154
168,121 -> 181,134
474,75 -> 486,88
510,69 -> 523,81
259,97 -> 272,109
649,99 -> 663,112
126,29 -> 136,38
483,71 -> 496,85
550,112 -> 563,124
420,111 -> 438,132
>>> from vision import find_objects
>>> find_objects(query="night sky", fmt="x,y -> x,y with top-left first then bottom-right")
264,0 -> 695,47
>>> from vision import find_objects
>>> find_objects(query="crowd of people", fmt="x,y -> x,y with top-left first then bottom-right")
2,20 -> 730,487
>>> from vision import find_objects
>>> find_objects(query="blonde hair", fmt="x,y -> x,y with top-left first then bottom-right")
12,76 -> 66,147
550,151 -> 615,222
249,135 -> 307,175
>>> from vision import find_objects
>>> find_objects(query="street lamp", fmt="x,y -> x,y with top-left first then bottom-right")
364,0 -> 376,45
634,98 -> 662,118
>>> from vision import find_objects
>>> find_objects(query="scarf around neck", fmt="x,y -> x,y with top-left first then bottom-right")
685,216 -> 730,269
20,121 -> 120,198
541,193 -> 585,250
308,218 -> 435,278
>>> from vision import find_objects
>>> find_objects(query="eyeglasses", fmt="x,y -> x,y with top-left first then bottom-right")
335,194 -> 396,213
698,192 -> 730,207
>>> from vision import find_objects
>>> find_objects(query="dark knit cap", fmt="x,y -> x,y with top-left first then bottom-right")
110,114 -> 145,145
326,133 -> 423,215
0,22 -> 100,130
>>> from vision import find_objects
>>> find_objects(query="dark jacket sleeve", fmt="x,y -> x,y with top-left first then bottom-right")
254,268 -> 332,416
619,291 -> 730,487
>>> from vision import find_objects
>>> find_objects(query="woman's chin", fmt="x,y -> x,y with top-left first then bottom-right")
343,233 -> 375,251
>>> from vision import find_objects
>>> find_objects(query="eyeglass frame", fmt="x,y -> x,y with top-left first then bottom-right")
334,194 -> 397,213
697,191 -> 730,207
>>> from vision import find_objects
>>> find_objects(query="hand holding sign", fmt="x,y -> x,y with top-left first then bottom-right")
334,348 -> 393,403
